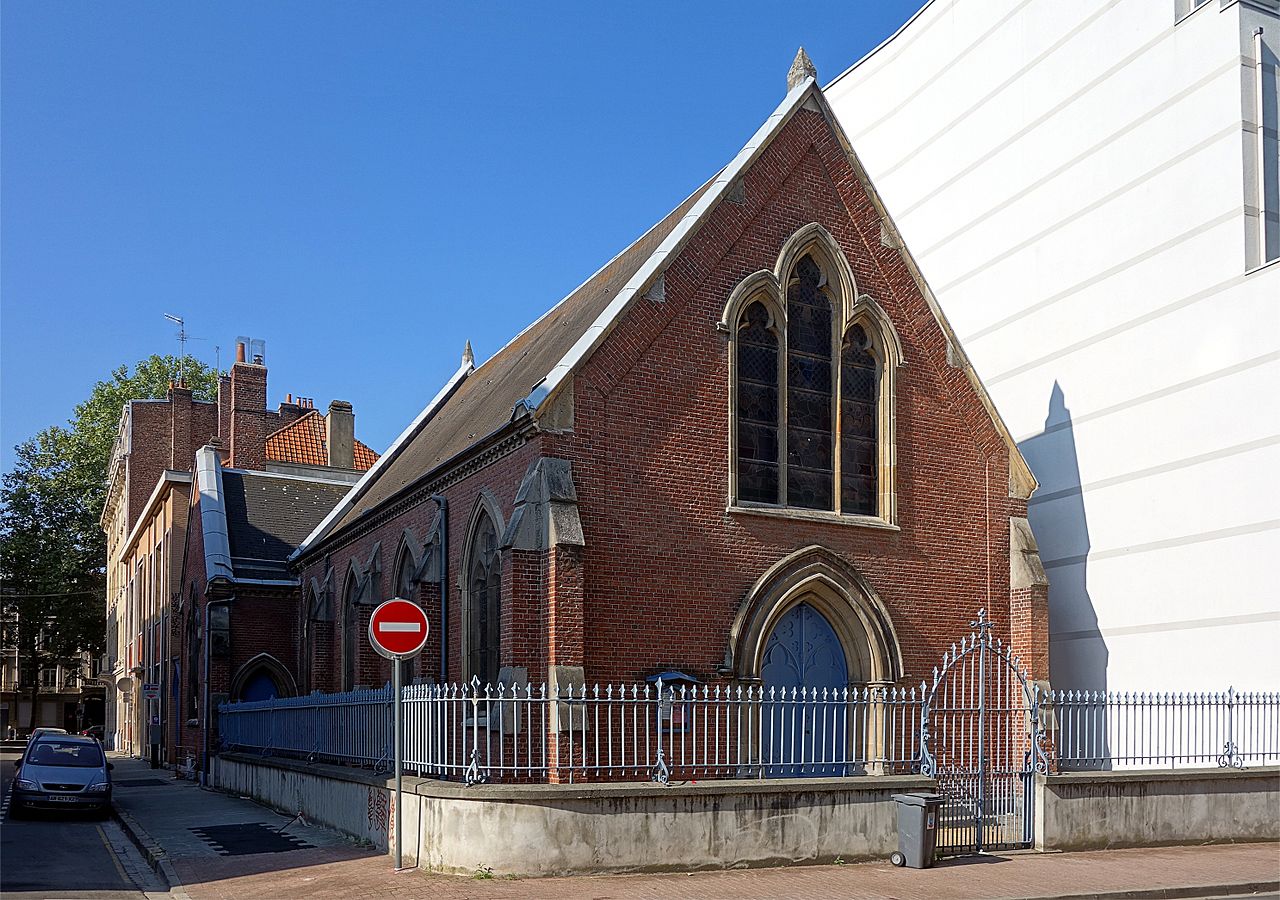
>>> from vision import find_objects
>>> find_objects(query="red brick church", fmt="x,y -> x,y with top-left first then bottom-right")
290,52 -> 1049,713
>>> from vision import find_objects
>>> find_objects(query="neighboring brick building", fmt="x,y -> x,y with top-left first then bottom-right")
102,340 -> 376,758
290,58 -> 1050,732
172,444 -> 352,768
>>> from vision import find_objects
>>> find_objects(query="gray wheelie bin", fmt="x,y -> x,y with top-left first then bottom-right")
889,792 -> 944,868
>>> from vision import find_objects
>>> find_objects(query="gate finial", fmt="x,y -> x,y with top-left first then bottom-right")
970,607 -> 995,634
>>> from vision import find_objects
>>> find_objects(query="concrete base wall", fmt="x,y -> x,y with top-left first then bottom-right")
1036,767 -> 1280,851
212,754 -> 931,875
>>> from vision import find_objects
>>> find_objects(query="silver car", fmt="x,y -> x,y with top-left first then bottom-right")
11,734 -> 113,818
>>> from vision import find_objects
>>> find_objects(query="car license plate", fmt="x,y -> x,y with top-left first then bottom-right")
49,794 -> 79,802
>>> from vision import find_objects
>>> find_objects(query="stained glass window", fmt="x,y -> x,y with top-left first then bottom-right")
840,324 -> 879,515
786,256 -> 834,509
468,513 -> 501,686
736,301 -> 780,503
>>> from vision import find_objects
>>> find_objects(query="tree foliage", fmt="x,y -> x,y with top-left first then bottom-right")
0,355 -> 218,727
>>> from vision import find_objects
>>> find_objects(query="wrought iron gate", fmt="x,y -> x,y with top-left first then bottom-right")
920,609 -> 1048,854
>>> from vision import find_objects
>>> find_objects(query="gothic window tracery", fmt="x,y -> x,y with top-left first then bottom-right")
728,236 -> 896,521
466,511 -> 501,686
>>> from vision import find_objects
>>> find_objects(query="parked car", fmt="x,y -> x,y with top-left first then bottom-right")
25,727 -> 67,741
10,734 -> 113,818
79,726 -> 104,741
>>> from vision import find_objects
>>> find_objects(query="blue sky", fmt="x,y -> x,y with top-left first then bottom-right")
1,1 -> 923,469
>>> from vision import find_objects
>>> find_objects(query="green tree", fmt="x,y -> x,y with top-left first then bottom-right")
0,355 -> 218,731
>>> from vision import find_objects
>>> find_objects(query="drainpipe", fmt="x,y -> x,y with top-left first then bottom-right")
430,494 -> 448,684
201,596 -> 233,788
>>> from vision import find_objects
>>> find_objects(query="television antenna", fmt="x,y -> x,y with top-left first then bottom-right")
164,314 -> 206,386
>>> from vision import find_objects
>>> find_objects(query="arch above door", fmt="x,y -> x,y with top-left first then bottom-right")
723,544 -> 903,685
230,653 -> 298,702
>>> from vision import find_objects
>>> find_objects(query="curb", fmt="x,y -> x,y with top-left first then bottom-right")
113,802 -> 190,899
1026,882 -> 1280,899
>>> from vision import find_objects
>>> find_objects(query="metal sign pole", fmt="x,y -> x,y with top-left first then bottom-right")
393,655 -> 403,871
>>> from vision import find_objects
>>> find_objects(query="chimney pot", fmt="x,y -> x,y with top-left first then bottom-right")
236,342 -> 246,364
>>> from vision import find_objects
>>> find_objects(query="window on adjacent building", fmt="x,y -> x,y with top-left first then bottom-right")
465,510 -> 501,686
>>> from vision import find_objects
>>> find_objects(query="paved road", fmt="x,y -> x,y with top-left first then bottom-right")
1,747 -> 166,899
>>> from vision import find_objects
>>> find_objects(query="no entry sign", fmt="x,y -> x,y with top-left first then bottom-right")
368,598 -> 430,660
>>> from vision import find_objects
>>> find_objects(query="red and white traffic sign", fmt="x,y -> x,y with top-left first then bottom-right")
368,598 -> 430,660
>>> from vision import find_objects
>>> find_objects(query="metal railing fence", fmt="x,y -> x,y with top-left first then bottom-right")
218,685 -> 392,768
401,680 -> 922,783
217,681 -> 1280,781
1050,687 -> 1280,770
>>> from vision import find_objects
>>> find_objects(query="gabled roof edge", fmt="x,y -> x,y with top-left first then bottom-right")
806,87 -> 1038,498
522,77 -> 818,416
288,356 -> 474,562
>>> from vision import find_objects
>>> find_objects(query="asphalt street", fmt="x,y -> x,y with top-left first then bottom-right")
1,746 -> 166,899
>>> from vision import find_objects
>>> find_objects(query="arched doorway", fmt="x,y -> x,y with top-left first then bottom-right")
760,601 -> 849,776
229,654 -> 297,704
239,670 -> 280,702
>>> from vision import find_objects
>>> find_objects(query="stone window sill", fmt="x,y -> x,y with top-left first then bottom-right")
726,504 -> 900,532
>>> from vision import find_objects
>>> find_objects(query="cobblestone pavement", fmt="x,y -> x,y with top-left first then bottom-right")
109,757 -> 1280,900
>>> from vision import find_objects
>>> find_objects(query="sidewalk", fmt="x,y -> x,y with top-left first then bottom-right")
108,756 -> 1279,900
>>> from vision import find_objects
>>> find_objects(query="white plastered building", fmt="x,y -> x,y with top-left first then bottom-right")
825,0 -> 1280,692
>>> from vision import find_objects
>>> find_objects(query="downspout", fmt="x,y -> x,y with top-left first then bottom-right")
430,494 -> 448,684
201,595 -> 233,788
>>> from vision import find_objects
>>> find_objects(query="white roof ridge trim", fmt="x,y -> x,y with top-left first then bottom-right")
524,77 -> 817,412
824,0 -> 939,90
289,357 -> 474,561
223,466 -> 360,487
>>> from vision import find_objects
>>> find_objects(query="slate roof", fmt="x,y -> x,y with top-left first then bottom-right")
265,411 -> 379,471
322,180 -> 714,536
221,470 -> 351,579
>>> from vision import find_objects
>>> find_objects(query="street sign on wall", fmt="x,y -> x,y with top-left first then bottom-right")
141,683 -> 161,701
368,598 -> 430,660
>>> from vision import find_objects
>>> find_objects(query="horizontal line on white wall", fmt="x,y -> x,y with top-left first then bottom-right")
1029,436 -> 1280,506
986,254 -> 1245,386
846,0 -> 1035,143
1014,351 -> 1280,443
934,124 -> 1238,295
914,63 -> 1242,257
876,0 -> 1133,180
1051,610 -> 1280,643
966,211 -> 1240,347
1041,519 -> 1280,570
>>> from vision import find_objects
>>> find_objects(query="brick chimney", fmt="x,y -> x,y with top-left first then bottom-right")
167,382 -> 193,469
277,393 -> 305,429
229,341 -> 269,471
325,400 -> 354,469
217,374 -> 232,446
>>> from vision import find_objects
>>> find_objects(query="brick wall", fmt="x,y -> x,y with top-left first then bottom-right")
294,104 -> 1047,696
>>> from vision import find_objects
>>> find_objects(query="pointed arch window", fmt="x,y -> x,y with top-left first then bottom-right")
786,255 -> 835,509
735,302 -> 780,504
726,230 -> 899,524
340,573 -> 358,692
392,546 -> 419,682
465,510 -> 501,685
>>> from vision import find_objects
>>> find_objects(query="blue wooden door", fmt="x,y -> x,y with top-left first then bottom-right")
760,602 -> 848,776
240,671 -> 280,702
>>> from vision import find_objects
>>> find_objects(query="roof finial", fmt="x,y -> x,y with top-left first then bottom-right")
462,340 -> 474,368
787,47 -> 817,91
